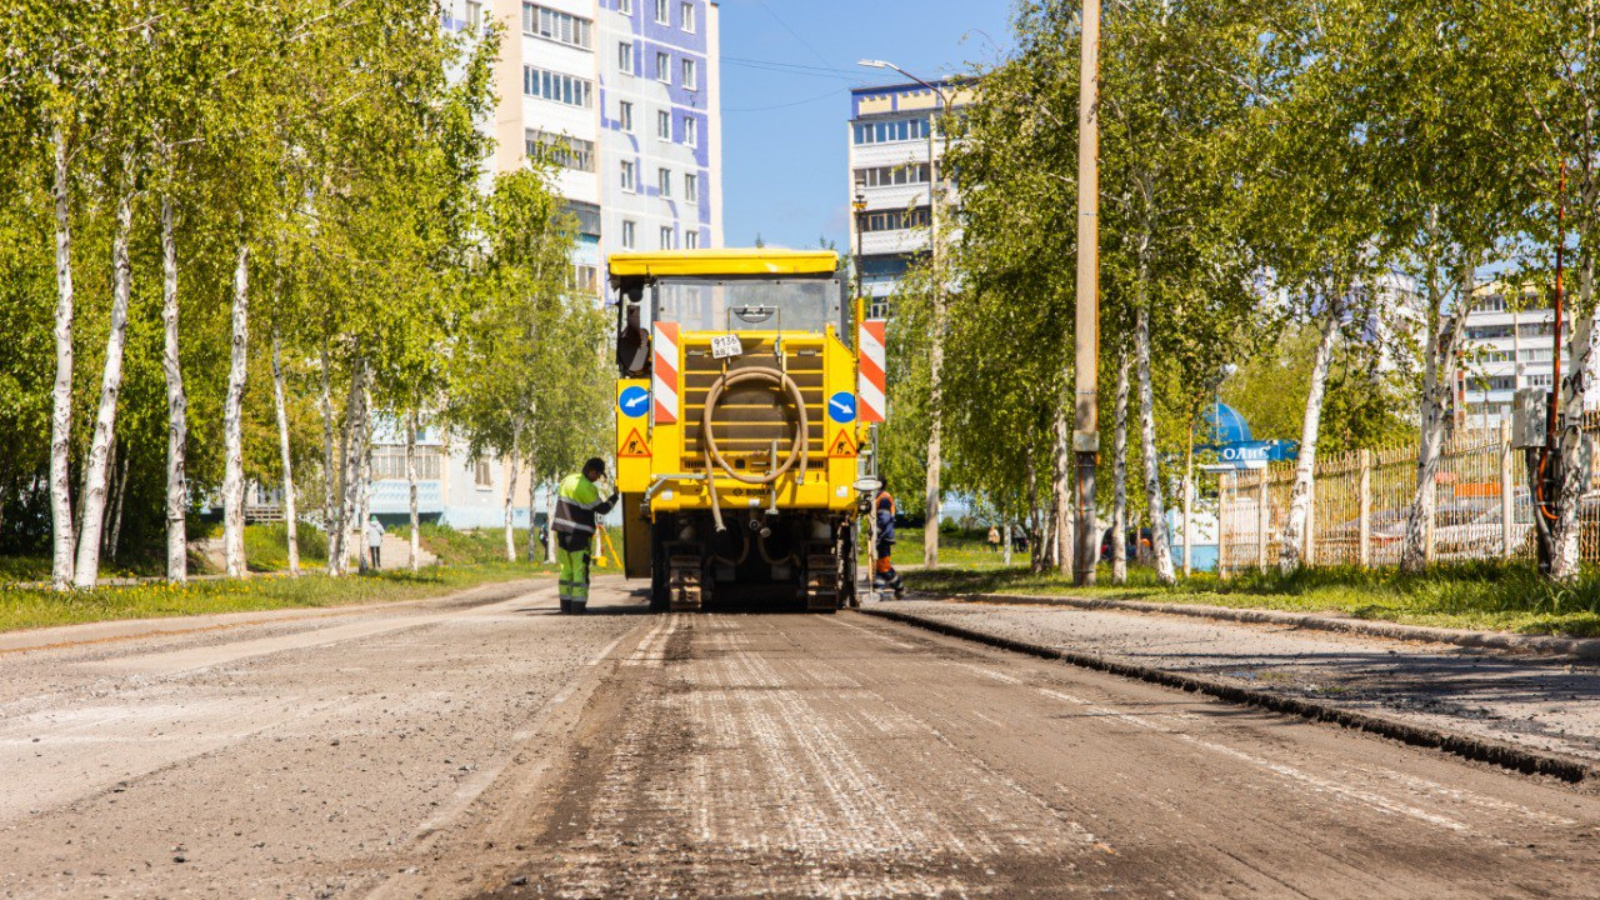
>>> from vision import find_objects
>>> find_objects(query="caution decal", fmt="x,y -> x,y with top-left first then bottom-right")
828,430 -> 858,459
619,427 -> 652,458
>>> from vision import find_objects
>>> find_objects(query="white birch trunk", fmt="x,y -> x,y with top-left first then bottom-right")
1002,520 -> 1013,566
271,335 -> 300,576
407,410 -> 420,573
357,386 -> 374,573
338,364 -> 365,575
545,479 -> 558,563
1279,297 -> 1341,573
222,243 -> 250,579
1401,259 -> 1474,573
319,347 -> 341,575
503,431 -> 521,563
1549,254 -> 1595,581
526,454 -> 540,564
1112,352 -> 1130,585
72,183 -> 135,588
49,124 -> 75,591
1052,391 -> 1074,577
1136,301 -> 1176,584
924,299 -> 945,569
161,193 -> 188,584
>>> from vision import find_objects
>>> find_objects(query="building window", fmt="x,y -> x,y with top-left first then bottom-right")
466,1 -> 483,30
660,226 -> 674,249
854,163 -> 932,187
523,66 -> 593,108
523,4 -> 593,49
622,219 -> 637,248
852,117 -> 930,145
618,41 -> 633,74
617,0 -> 631,12
571,264 -> 599,295
685,230 -> 699,249
681,2 -> 696,32
684,172 -> 698,203
656,51 -> 671,83
618,100 -> 634,132
474,460 -> 493,489
656,109 -> 671,140
526,130 -> 596,172
681,57 -> 697,90
620,160 -> 636,192
658,167 -> 672,197
683,116 -> 697,147
374,450 -> 442,481
862,206 -> 932,233
655,0 -> 668,23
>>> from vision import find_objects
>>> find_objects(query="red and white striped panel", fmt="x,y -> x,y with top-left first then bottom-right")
859,319 -> 887,424
652,322 -> 680,424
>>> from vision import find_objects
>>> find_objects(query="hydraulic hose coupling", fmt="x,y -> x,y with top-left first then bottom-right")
700,365 -> 810,533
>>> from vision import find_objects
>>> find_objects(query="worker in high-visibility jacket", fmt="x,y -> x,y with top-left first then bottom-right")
553,457 -> 620,614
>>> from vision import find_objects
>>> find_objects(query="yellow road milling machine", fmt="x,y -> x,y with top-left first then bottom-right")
609,249 -> 886,612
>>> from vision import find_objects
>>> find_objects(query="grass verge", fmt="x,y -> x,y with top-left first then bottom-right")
0,563 -> 552,634
904,560 -> 1600,638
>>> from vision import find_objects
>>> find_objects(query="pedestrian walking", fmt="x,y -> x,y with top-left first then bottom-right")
988,524 -> 1001,553
553,457 -> 620,614
366,516 -> 385,570
873,480 -> 905,599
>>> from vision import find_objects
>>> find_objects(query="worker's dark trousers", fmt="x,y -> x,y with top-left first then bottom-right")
874,543 -> 904,595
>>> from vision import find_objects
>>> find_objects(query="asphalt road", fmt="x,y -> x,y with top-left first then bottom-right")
4,578 -> 1599,899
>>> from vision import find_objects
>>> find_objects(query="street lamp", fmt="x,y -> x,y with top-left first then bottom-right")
852,176 -> 868,305
858,58 -> 951,569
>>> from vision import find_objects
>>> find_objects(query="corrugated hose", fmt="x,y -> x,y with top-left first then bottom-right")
701,365 -> 810,533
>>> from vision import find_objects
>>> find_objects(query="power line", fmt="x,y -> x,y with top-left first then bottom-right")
724,58 -> 861,82
752,0 -> 837,72
723,55 -> 857,76
724,87 -> 848,114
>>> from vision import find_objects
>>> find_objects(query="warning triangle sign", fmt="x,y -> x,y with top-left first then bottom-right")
828,430 -> 858,459
619,428 -> 652,458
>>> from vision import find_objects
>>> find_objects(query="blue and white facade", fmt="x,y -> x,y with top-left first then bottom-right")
846,79 -> 972,317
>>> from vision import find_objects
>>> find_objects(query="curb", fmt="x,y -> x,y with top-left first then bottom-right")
945,592 -> 1600,661
861,606 -> 1600,786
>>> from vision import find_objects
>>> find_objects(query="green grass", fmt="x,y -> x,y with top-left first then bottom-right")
904,560 -> 1600,638
417,523 -> 622,570
243,523 -> 329,571
0,563 -> 552,634
866,526 -> 1017,569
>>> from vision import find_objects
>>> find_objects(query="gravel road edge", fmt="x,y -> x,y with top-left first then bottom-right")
860,606 -> 1600,786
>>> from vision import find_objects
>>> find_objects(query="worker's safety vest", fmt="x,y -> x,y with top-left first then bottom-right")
554,473 -> 605,536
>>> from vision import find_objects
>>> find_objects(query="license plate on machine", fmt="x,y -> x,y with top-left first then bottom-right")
710,334 -> 743,359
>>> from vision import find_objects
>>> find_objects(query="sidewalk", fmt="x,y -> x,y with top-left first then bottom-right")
869,597 -> 1600,775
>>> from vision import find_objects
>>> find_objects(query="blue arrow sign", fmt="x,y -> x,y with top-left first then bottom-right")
827,392 -> 857,424
618,386 -> 650,418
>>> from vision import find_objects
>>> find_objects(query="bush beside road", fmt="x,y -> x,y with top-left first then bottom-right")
903,561 -> 1600,638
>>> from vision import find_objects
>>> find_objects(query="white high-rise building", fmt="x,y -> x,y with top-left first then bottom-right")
369,1 -> 724,530
1457,283 -> 1600,428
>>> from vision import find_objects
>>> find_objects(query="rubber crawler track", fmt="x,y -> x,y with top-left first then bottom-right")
860,607 -> 1599,786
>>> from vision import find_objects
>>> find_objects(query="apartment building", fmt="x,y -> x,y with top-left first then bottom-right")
365,0 -> 725,529
845,79 -> 974,318
1457,282 -> 1598,428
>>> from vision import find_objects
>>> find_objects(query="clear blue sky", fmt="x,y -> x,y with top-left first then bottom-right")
717,0 -> 1016,250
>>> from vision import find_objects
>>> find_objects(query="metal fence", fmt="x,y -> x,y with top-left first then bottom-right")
1215,422 -> 1600,575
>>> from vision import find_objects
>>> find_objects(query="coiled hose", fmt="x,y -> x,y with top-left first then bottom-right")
701,365 -> 810,533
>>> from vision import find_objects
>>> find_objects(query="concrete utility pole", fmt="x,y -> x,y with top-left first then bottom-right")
1072,1 -> 1102,586
860,58 -> 952,569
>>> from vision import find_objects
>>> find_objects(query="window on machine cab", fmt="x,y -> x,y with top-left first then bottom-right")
651,276 -> 845,336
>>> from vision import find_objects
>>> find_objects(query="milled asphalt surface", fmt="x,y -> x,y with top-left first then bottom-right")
4,579 -> 1600,898
885,598 -> 1600,768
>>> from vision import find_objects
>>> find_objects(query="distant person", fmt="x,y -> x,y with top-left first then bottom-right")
553,457 -> 620,615
366,516 -> 385,570
873,480 -> 905,599
988,525 -> 1001,553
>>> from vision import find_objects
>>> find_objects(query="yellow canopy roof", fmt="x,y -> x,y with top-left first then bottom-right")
608,249 -> 839,278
